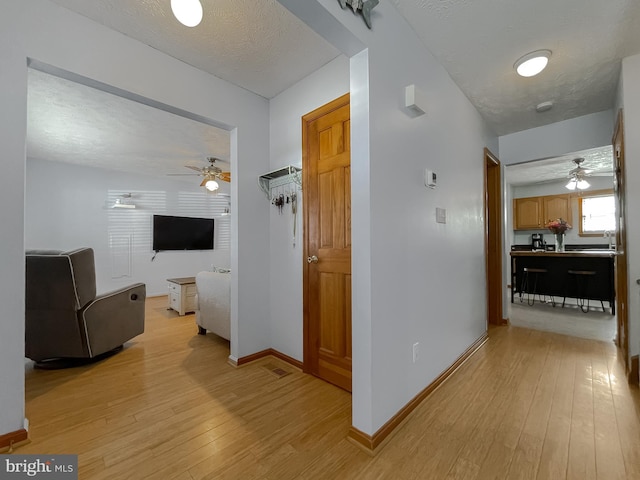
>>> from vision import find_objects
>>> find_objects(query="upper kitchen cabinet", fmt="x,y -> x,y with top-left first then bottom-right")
514,194 -> 572,230
514,197 -> 543,229
543,195 -> 572,225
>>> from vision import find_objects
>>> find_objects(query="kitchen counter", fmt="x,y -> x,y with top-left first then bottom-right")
510,250 -> 615,313
510,250 -> 616,258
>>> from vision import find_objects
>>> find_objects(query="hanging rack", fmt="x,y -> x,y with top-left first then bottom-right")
258,165 -> 301,200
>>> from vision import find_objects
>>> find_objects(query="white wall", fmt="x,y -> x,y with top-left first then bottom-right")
0,35 -> 28,439
619,54 -> 640,363
25,159 -> 231,296
268,55 -> 350,361
279,0 -> 498,435
0,0 -> 270,438
511,177 -> 615,246
499,110 -> 614,165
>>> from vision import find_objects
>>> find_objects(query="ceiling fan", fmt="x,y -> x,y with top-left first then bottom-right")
167,157 -> 230,191
565,157 -> 592,190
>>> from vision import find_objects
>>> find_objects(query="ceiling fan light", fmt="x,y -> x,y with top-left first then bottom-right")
514,50 -> 551,77
565,179 -> 577,191
205,179 -> 219,191
576,178 -> 590,190
171,0 -> 203,27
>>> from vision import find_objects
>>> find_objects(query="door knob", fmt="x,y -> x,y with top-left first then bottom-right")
307,255 -> 318,264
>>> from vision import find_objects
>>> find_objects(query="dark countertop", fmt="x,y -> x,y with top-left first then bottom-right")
510,250 -> 616,258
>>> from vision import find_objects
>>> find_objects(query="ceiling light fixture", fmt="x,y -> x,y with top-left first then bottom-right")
536,101 -> 553,113
205,179 -> 219,192
514,50 -> 551,77
565,177 -> 591,191
171,0 -> 203,27
565,158 -> 591,191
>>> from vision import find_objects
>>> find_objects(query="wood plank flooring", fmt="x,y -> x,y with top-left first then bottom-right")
18,296 -> 640,479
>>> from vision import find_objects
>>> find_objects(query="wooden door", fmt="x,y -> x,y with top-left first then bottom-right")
612,110 -> 630,379
514,197 -> 542,229
484,149 -> 504,326
302,94 -> 352,392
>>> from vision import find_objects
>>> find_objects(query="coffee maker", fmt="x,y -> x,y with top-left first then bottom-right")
531,233 -> 544,251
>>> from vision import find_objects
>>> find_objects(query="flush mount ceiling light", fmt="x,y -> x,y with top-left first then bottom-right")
171,0 -> 203,27
514,50 -> 551,77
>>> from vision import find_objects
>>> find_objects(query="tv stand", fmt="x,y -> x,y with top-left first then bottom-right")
167,277 -> 196,316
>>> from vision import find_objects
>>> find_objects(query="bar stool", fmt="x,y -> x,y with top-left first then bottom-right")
563,270 -> 604,313
520,267 -> 553,306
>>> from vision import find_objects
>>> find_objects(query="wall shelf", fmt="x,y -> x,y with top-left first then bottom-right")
258,165 -> 301,200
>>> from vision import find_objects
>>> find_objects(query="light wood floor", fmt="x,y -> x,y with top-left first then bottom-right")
20,297 -> 640,479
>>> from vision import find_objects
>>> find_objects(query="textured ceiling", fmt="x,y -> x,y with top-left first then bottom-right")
505,145 -> 614,186
46,0 -> 341,99
27,68 -> 230,181
390,0 -> 640,135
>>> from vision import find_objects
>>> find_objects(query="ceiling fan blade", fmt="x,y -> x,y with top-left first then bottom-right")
199,178 -> 209,187
219,172 -> 231,183
185,165 -> 204,172
167,173 -> 202,176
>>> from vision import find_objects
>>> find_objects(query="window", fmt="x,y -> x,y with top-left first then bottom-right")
578,190 -> 616,236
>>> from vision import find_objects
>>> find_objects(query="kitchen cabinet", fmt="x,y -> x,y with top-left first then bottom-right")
543,195 -> 572,225
514,193 -> 572,230
514,197 -> 543,229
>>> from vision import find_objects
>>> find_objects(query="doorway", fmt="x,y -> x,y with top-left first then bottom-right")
484,148 -> 504,326
504,144 -> 625,346
302,93 -> 352,392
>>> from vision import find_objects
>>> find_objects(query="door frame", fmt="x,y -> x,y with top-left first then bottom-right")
612,109 -> 632,381
484,148 -> 505,326
301,93 -> 351,374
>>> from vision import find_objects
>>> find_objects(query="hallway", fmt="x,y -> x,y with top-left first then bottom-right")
18,297 -> 640,479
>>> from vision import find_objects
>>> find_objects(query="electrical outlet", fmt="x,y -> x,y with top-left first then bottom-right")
412,342 -> 419,363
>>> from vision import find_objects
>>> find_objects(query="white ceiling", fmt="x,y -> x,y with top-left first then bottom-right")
28,0 -> 640,183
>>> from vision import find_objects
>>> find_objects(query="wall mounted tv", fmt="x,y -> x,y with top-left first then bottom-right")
152,215 -> 214,251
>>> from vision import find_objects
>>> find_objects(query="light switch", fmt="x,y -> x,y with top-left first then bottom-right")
436,207 -> 446,224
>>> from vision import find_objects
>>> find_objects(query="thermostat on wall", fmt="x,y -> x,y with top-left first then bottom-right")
425,169 -> 436,188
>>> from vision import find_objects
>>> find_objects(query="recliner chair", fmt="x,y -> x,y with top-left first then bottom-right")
25,248 -> 146,366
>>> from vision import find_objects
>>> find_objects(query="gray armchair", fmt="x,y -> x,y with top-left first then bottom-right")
25,248 -> 145,365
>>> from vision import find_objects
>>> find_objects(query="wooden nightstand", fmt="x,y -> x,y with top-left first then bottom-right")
167,277 -> 197,316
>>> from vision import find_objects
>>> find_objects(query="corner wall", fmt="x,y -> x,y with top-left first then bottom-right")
619,54 -> 640,364
268,55 -> 350,361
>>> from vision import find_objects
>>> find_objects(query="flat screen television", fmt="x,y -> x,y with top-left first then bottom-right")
152,215 -> 214,251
